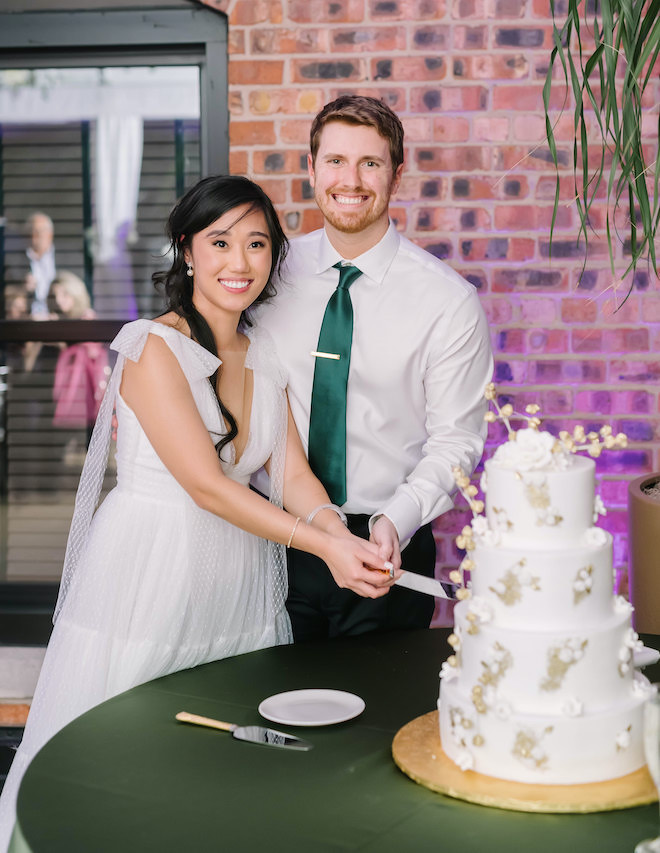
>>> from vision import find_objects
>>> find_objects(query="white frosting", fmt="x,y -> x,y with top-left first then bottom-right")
438,428 -> 649,786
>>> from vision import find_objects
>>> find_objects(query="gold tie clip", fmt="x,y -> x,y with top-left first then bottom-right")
310,350 -> 340,360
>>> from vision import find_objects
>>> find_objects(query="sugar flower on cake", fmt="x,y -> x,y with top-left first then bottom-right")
618,628 -> 644,676
573,565 -> 593,605
561,696 -> 584,717
440,660 -> 459,682
614,595 -> 634,616
616,726 -> 632,752
455,749 -> 474,771
494,428 -> 559,471
512,726 -> 553,769
540,638 -> 588,691
470,515 -> 502,547
633,672 -> 656,698
583,527 -> 608,547
593,495 -> 607,523
489,560 -> 541,606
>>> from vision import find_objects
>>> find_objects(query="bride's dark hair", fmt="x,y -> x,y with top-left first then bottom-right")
153,174 -> 288,458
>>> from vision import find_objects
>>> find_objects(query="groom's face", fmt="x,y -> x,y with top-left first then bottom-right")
307,121 -> 402,237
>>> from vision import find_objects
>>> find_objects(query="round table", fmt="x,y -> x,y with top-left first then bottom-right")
10,629 -> 660,853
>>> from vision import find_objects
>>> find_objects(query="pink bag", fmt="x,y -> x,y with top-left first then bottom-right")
52,342 -> 110,429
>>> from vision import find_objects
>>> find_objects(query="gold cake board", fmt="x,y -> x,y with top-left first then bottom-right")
392,711 -> 658,814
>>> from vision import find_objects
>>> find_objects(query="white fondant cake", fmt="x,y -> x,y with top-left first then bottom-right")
438,408 -> 652,786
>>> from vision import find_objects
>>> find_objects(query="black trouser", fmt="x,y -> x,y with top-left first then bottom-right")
285,515 -> 436,641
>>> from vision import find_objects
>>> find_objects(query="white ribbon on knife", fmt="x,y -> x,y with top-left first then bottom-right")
394,571 -> 454,599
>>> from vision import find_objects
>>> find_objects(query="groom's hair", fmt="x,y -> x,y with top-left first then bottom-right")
309,95 -> 405,173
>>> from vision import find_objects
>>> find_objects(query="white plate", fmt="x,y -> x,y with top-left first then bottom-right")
258,689 -> 365,727
634,646 -> 660,668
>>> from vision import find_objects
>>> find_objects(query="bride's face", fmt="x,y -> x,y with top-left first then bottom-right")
185,204 -> 273,319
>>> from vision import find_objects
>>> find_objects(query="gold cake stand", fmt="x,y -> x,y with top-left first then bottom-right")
392,711 -> 658,813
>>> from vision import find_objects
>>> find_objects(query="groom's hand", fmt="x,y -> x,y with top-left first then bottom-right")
370,515 -> 402,572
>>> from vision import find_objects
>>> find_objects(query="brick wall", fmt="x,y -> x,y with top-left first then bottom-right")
204,0 -> 659,610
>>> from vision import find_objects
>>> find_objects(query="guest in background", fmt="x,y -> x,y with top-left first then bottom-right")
24,211 -> 56,316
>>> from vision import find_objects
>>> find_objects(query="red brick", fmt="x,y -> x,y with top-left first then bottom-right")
493,84 -> 563,111
452,176 -> 495,200
494,204 -> 573,230
389,206 -> 408,230
280,119 -> 314,144
370,0 -> 446,19
301,208 -> 325,232
473,117 -> 509,141
453,54 -> 529,80
253,150 -> 307,174
249,89 -> 324,116
291,57 -> 365,83
253,178 -> 287,205
415,146 -> 491,172
600,295 -> 640,323
572,328 -> 603,353
373,55 -> 446,81
561,298 -> 598,323
539,388 -> 574,414
536,175 -> 579,200
526,328 -> 568,353
414,206 -> 491,233
228,29 -> 245,55
288,0 -> 365,23
495,0 -> 526,16
228,91 -> 243,115
493,268 -> 566,291
460,237 -> 535,262
494,144 -> 572,172
497,328 -> 525,352
609,360 -> 660,384
519,296 -> 556,323
483,296 -> 513,324
563,359 -> 606,383
229,150 -> 248,174
603,328 -> 650,353
401,117 -> 434,142
432,116 -> 470,142
229,121 -> 276,146
229,0 -> 283,25
451,0 -> 487,19
334,27 -> 407,52
413,25 -> 450,50
229,60 -> 283,85
452,25 -> 488,49
328,86 -> 407,111
250,28 -> 329,54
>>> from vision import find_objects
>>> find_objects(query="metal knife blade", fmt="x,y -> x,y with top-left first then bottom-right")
175,711 -> 313,751
394,571 -> 455,599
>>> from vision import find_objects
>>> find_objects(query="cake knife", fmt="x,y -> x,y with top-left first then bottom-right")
394,571 -> 455,599
175,711 -> 314,750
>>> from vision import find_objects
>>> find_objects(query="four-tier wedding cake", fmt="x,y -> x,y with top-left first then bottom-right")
438,386 -> 653,785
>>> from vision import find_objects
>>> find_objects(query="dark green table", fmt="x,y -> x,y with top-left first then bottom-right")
9,629 -> 660,853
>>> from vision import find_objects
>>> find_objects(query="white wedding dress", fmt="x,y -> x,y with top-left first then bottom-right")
0,320 -> 292,850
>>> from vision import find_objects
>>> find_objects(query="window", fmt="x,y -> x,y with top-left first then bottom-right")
0,4 -> 228,617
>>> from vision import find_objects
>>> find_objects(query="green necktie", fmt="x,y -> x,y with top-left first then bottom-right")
308,262 -> 362,505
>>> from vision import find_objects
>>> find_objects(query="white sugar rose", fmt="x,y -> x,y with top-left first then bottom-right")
614,595 -> 634,615
593,495 -> 607,522
456,749 -> 474,771
583,527 -> 608,547
493,428 -> 558,471
469,596 -> 493,624
616,730 -> 631,750
440,661 -> 459,682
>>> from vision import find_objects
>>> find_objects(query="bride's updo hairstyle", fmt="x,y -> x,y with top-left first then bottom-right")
153,174 -> 288,458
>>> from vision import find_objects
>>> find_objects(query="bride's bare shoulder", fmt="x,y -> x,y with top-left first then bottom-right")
151,312 -> 190,336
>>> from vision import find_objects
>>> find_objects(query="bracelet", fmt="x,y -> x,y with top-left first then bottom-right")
286,517 -> 301,548
305,503 -> 348,526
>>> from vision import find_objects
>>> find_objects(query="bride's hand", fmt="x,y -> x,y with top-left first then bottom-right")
320,533 -> 395,599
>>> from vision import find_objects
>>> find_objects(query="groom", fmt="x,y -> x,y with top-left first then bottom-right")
256,95 -> 493,640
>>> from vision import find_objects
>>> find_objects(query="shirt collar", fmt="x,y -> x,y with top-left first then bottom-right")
317,221 -> 400,286
26,246 -> 55,264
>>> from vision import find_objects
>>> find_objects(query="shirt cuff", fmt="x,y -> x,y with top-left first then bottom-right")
373,490 -> 455,551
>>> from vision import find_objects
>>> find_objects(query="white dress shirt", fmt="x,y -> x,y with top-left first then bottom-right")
254,223 -> 493,547
26,246 -> 56,316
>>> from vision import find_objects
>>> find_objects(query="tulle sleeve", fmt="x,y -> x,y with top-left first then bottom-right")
53,320 -> 220,622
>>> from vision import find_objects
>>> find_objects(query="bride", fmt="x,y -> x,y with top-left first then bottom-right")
0,175 -> 394,849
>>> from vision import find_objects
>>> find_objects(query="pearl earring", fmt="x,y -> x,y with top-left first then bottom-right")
186,262 -> 193,277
